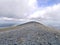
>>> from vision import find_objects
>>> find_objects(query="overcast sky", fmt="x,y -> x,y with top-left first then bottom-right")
0,0 -> 60,21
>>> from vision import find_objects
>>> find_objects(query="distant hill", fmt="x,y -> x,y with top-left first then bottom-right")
0,23 -> 15,27
0,21 -> 60,45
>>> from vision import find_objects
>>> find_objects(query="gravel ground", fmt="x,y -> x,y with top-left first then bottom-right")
0,21 -> 60,45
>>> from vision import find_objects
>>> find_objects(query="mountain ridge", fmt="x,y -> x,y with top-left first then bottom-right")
0,21 -> 60,45
0,21 -> 59,33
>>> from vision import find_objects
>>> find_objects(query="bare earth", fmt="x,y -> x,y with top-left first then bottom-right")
0,21 -> 60,45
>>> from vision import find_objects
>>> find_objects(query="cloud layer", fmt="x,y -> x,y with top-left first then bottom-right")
28,3 -> 60,21
0,0 -> 37,18
0,0 -> 60,21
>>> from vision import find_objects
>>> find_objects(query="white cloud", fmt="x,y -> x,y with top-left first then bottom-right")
0,17 -> 14,20
0,0 -> 60,21
0,17 -> 31,22
28,10 -> 46,19
28,3 -> 60,21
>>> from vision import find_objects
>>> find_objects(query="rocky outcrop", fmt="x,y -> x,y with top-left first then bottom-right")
0,21 -> 60,45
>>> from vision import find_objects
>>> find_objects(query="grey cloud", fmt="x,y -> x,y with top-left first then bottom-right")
0,0 -> 32,18
0,0 -> 60,21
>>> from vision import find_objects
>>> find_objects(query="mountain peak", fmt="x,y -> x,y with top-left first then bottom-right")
17,21 -> 42,26
20,21 -> 43,25
25,21 -> 40,24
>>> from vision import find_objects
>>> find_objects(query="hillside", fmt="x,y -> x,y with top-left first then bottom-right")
0,21 -> 60,45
